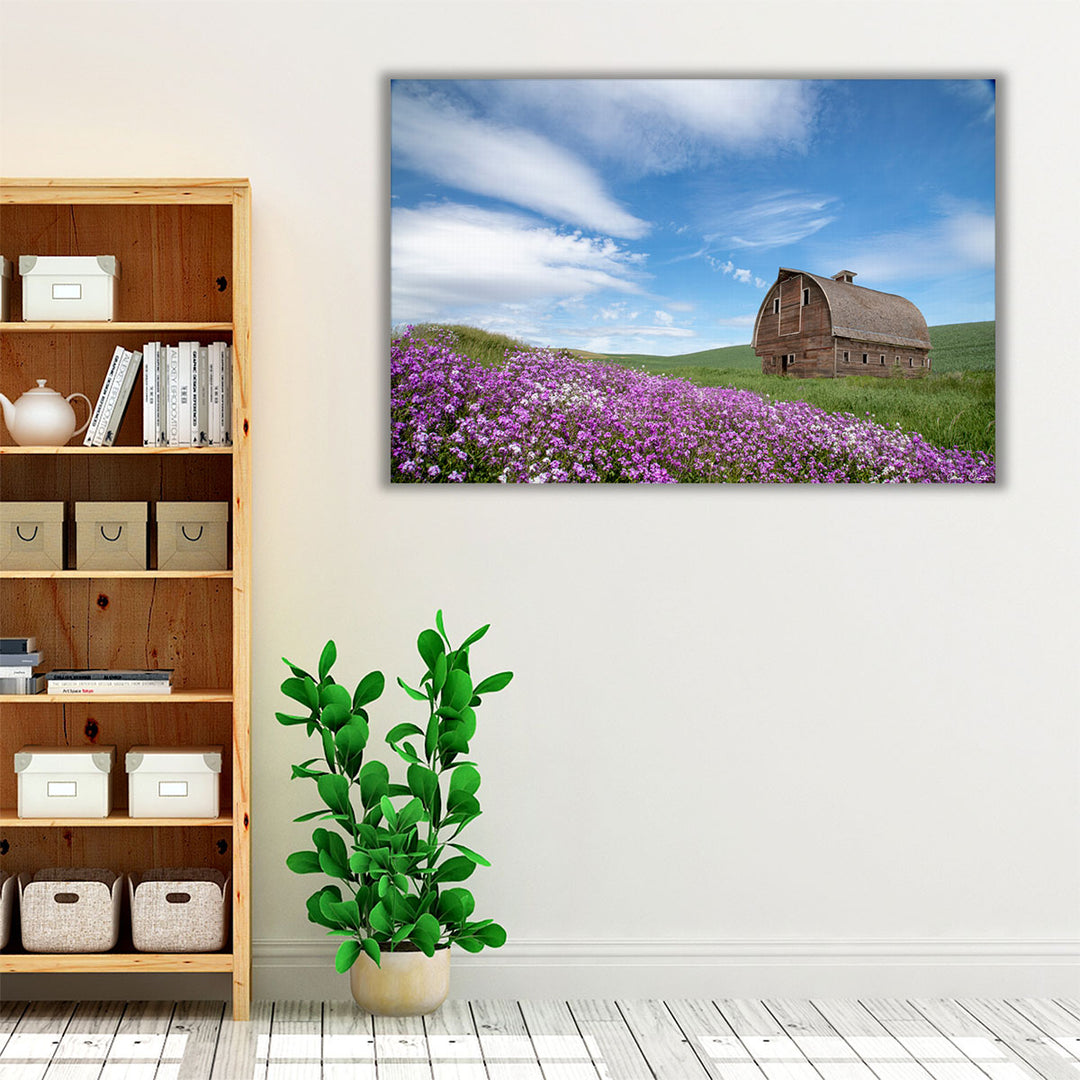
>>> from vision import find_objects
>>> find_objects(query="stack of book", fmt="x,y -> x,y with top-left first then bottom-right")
84,345 -> 143,446
0,636 -> 46,694
142,341 -> 232,447
44,669 -> 174,695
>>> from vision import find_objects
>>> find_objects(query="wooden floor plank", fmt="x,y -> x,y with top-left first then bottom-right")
266,1001 -> 321,1080
99,1001 -> 175,1080
665,998 -> 765,1080
617,999 -> 711,1080
1004,1001 -> 1080,1060
812,999 -> 938,1080
374,1011 -> 432,1080
2,1002 -> 78,1080
0,1002 -> 29,1057
762,1000 -> 877,1080
207,998 -> 272,1080
43,1000 -> 125,1080
425,1000 -> 485,1080
164,1000 -> 226,1080
471,1000 -> 541,1079
927,1000 -> 1076,1080
518,1000 -> 600,1080
323,999 -> 376,1080
568,1000 -> 654,1080
715,1000 -> 826,1080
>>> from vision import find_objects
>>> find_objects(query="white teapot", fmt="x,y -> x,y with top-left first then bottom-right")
0,379 -> 93,446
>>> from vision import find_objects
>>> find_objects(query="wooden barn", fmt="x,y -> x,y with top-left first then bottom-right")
752,268 -> 932,378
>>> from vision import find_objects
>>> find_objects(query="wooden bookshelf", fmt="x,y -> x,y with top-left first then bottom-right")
0,178 -> 252,1019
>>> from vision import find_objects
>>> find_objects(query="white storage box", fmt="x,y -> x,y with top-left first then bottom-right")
15,745 -> 116,818
19,255 -> 120,321
156,502 -> 229,570
129,868 -> 231,952
126,746 -> 223,818
1,257 -> 11,321
0,501 -> 65,570
18,868 -> 123,953
75,501 -> 148,570
0,872 -> 14,950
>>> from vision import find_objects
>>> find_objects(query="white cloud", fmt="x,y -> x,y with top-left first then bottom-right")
712,191 -> 838,250
391,203 -> 648,323
821,203 -> 994,284
945,80 -> 996,123
733,268 -> 752,284
467,79 -> 820,173
716,314 -> 757,327
709,258 -> 765,288
654,310 -> 674,326
392,87 -> 649,238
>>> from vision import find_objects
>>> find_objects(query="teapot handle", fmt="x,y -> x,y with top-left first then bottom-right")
67,393 -> 94,439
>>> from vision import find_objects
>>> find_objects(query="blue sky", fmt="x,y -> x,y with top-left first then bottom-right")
391,79 -> 995,356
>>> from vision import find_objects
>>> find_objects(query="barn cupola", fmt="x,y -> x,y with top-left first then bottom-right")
832,270 -> 857,284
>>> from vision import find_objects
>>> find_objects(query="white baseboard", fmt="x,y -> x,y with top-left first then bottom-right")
253,937 -> 1080,1000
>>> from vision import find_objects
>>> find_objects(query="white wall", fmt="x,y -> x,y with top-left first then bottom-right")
2,0 -> 1077,1001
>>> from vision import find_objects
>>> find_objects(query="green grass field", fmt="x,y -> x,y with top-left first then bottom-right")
397,321 -> 996,456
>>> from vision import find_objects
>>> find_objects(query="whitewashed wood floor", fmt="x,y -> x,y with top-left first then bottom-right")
1,998 -> 1079,1080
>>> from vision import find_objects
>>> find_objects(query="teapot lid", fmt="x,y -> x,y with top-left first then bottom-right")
24,379 -> 61,395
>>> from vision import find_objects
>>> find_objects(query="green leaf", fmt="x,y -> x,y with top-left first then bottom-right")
348,851 -> 371,874
460,623 -> 490,650
432,652 -> 448,695
410,912 -> 441,956
317,773 -> 352,818
442,669 -> 473,711
435,609 -> 448,643
446,789 -> 480,817
454,935 -> 484,953
285,850 -> 321,875
425,712 -> 439,760
282,656 -> 312,680
448,842 -> 490,867
318,848 -> 348,880
335,719 -> 368,778
335,938 -> 362,973
432,856 -> 476,884
319,640 -> 338,682
436,887 -> 475,926
361,937 -> 382,966
391,921 -> 416,945
358,760 -> 390,809
281,676 -> 316,708
396,796 -> 424,830
353,670 -> 386,709
368,901 -> 392,934
397,676 -> 430,702
417,628 -> 445,671
386,722 -> 424,745
449,764 -> 480,798
474,922 -> 507,948
293,809 -> 329,822
320,681 -> 352,708
275,711 -> 309,726
379,795 -> 398,829
321,702 -> 352,732
306,885 -> 342,928
407,764 -> 439,810
320,727 -> 337,771
473,671 -> 513,696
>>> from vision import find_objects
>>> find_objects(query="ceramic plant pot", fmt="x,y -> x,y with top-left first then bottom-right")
349,945 -> 450,1016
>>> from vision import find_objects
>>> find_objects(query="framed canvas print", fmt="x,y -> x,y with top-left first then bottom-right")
390,78 -> 995,484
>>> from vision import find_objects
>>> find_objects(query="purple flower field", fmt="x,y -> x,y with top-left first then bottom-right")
391,329 -> 996,484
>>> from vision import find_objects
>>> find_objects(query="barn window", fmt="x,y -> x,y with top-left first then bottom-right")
773,298 -> 780,315
896,355 -> 901,365
843,351 -> 850,363
862,353 -> 868,364
879,354 -> 885,365
802,288 -> 810,306
908,357 -> 913,367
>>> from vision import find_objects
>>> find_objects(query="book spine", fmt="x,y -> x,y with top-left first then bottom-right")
84,345 -> 125,446
223,343 -> 232,445
207,342 -> 220,445
0,665 -> 34,678
167,345 -> 180,445
196,345 -> 210,445
46,682 -> 173,694
156,343 -> 168,445
101,348 -> 142,447
142,342 -> 157,446
0,638 -> 36,653
92,348 -> 132,446
177,341 -> 193,445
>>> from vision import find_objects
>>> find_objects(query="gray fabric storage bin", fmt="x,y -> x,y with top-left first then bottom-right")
19,868 -> 122,953
0,872 -> 14,950
129,868 -> 230,953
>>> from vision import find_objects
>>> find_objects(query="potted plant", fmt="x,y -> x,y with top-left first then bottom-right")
278,610 -> 511,1015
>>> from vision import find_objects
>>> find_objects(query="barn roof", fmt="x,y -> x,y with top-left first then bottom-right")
779,267 -> 931,349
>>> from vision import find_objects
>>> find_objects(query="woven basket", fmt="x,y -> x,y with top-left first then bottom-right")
19,868 -> 122,953
129,868 -> 230,952
0,872 -> 14,950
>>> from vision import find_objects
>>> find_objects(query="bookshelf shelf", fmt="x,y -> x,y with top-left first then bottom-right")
0,808 -> 233,827
0,321 -> 233,333
0,445 -> 234,455
0,569 -> 233,579
0,689 -> 233,703
0,177 -> 251,1019
0,952 -> 233,973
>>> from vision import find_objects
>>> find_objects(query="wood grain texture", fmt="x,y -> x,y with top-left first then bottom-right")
615,999 -> 711,1079
44,999 -> 125,1080
568,999 -> 655,1080
208,998 -> 271,1080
